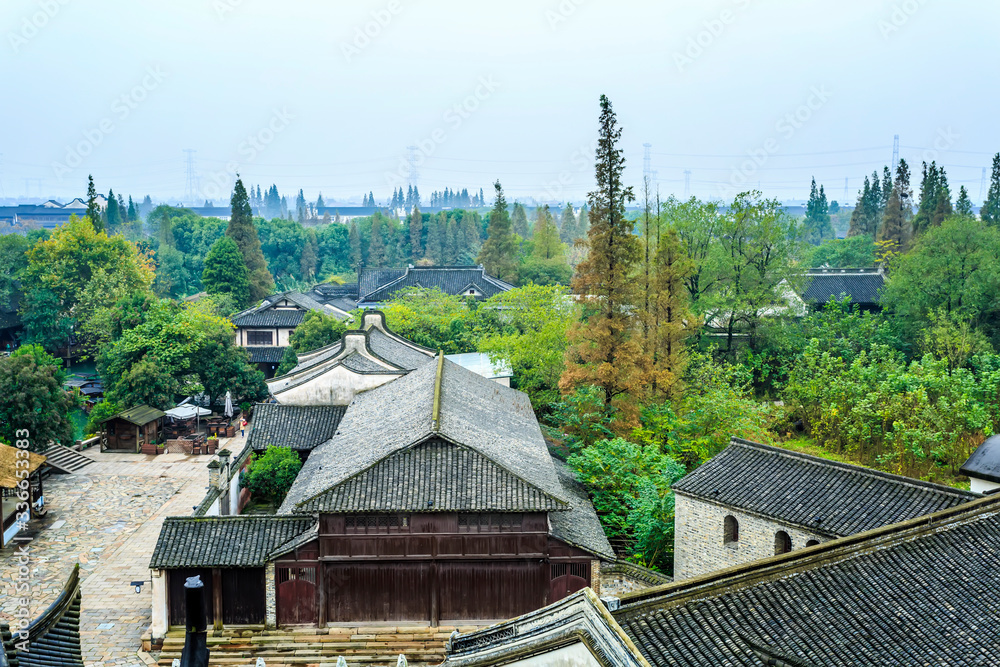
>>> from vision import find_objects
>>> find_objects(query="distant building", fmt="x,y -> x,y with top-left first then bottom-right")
671,438 -> 977,580
800,267 -> 885,311
960,434 -> 1000,494
0,196 -> 106,229
232,291 -> 351,377
357,265 -> 514,307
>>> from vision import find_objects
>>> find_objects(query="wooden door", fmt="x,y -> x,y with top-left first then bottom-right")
222,569 -> 266,624
550,562 -> 590,602
168,568 -> 214,626
325,562 -> 431,623
276,566 -> 317,625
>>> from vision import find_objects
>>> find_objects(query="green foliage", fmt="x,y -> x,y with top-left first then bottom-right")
982,153 -> 1000,225
568,438 -> 685,570
85,400 -> 122,437
289,310 -> 347,353
379,287 -> 478,354
802,177 -> 833,244
202,236 -> 251,308
0,351 -> 80,451
477,181 -> 519,283
227,178 -> 274,302
805,235 -> 876,268
242,445 -> 303,505
11,344 -> 66,382
276,345 -> 299,377
0,233 -> 29,305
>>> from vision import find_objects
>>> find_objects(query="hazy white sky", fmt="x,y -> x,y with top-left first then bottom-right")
1,0 -> 997,205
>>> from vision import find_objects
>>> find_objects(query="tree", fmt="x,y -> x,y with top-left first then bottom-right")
982,153 -> 1000,225
295,189 -> 307,223
877,185 -> 908,253
201,236 -> 251,307
275,346 -> 299,377
368,214 -> 386,266
85,175 -> 103,232
0,234 -> 29,306
380,287 -> 478,354
226,177 -> 273,302
408,205 -> 423,261
956,186 -> 974,217
559,203 -> 577,243
316,192 -> 325,210
560,95 -> 644,420
521,207 -> 572,285
477,181 -> 519,282
912,161 -> 945,235
650,225 -> 696,400
21,215 -> 154,351
425,214 -> 445,264
105,189 -> 122,229
289,310 -> 347,353
531,205 -> 563,260
803,177 -> 833,244
930,168 -> 953,227
0,347 -> 79,451
806,235 -> 876,268
511,202 -> 529,238
349,221 -> 362,272
577,204 -> 590,238
242,445 -> 303,505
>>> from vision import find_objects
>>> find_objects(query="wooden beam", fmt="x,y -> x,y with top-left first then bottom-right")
317,563 -> 327,628
212,568 -> 223,630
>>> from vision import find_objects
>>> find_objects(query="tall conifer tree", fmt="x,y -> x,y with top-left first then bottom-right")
560,95 -> 644,419
85,175 -> 103,232
982,153 -> 1000,225
559,203 -> 577,243
511,202 -> 529,238
956,186 -> 974,217
226,177 -> 273,302
477,181 -> 518,282
651,224 -> 695,399
409,205 -> 423,261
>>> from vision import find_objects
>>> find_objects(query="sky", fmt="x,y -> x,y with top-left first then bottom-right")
1,0 -> 997,206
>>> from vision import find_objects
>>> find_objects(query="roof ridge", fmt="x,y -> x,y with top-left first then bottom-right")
728,438 -> 977,499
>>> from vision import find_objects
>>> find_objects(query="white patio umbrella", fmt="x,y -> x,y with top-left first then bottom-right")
224,391 -> 233,418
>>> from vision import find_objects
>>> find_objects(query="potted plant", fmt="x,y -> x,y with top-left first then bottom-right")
206,434 -> 219,454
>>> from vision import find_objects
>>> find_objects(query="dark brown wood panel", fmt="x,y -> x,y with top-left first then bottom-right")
221,568 -> 266,624
277,566 -> 317,625
438,561 -> 548,621
325,562 -> 431,622
167,568 -> 214,626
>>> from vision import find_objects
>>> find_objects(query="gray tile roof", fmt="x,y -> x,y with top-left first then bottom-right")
281,359 -> 569,513
359,266 -> 514,304
4,564 -> 84,667
366,327 -> 435,370
358,267 -> 406,300
297,438 -> 570,513
246,346 -> 286,364
248,403 -> 347,451
672,438 -> 977,536
801,269 -> 884,305
149,516 -> 315,568
338,351 -> 395,373
550,460 -> 615,560
960,434 -> 1000,484
232,309 -> 305,328
614,495 -> 1000,666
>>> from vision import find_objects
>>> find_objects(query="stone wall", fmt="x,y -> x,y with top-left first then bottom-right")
673,493 -> 829,580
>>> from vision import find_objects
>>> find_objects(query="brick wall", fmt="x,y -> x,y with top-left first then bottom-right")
673,493 -> 829,580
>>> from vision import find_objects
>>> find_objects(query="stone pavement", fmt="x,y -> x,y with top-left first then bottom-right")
1,433 -> 248,667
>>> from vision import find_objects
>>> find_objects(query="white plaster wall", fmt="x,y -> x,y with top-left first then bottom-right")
501,643 -> 603,667
971,477 -> 1000,494
229,464 -> 242,515
151,569 -> 168,638
673,494 -> 829,580
269,366 -> 400,405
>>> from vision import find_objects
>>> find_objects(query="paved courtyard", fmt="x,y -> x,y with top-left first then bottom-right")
1,436 -> 245,667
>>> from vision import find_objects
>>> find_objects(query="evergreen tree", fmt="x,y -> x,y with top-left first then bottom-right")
127,196 -> 138,222
85,175 -> 103,232
803,177 -> 833,244
413,186 -> 421,208
461,216 -> 480,262
559,203 -> 577,243
426,213 -> 445,264
477,181 -> 518,282
296,189 -> 307,222
316,192 -> 325,209
406,185 -> 414,211
300,229 -> 318,279
877,184 -> 908,254
577,204 -> 590,239
409,205 -> 423,261
445,217 -> 459,264
226,177 -> 274,302
349,221 -> 362,270
913,161 -> 941,235
560,95 -> 644,419
369,214 -> 386,266
982,153 -> 1000,225
896,159 -> 914,217
931,169 -> 953,227
847,177 -> 873,237
650,224 -> 695,399
532,206 -> 563,260
956,185 -> 974,217
202,236 -> 251,307
511,202 -> 529,238
105,188 -> 122,229
479,188 -> 485,208
881,166 -> 893,211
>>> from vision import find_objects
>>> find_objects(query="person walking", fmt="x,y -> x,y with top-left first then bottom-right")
240,418 -> 248,438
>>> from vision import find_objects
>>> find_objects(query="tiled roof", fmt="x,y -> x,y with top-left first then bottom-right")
338,351 -> 393,373
298,438 -> 570,513
3,564 -> 84,667
248,403 -> 347,451
281,359 -> 569,514
102,405 -> 165,426
246,346 -> 287,364
358,268 -> 406,300
366,328 -> 435,370
149,516 -> 315,568
358,266 -> 514,303
801,269 -> 884,305
232,309 -> 305,328
672,438 -> 977,536
614,495 -> 1000,666
550,460 -> 616,560
960,434 -> 1000,484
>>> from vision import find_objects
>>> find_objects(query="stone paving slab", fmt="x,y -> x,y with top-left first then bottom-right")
1,436 -> 246,667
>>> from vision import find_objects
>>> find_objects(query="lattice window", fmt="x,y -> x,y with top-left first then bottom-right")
248,331 -> 273,345
551,562 -> 590,580
457,513 -> 523,533
344,514 -> 409,534
276,566 -> 316,585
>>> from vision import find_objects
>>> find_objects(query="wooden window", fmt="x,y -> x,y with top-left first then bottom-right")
775,531 -> 792,555
344,514 -> 410,534
247,331 -> 273,345
458,513 -> 523,533
806,539 -> 820,547
724,515 -> 739,545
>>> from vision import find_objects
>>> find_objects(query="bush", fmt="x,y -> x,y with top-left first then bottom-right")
241,445 -> 303,506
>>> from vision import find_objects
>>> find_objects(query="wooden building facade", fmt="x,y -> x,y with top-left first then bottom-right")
100,405 -> 165,453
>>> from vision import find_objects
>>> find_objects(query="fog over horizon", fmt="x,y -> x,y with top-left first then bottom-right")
2,0 -> 997,206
